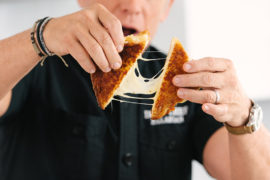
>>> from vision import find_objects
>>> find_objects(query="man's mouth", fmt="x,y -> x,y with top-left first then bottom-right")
122,27 -> 138,36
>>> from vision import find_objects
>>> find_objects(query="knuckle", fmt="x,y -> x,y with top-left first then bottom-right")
105,20 -> 117,30
207,57 -> 215,68
88,42 -> 101,53
111,17 -> 121,28
100,34 -> 111,45
82,8 -> 95,23
202,73 -> 213,85
84,12 -> 95,23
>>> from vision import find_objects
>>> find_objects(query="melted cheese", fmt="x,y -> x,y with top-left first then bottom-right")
113,55 -> 165,104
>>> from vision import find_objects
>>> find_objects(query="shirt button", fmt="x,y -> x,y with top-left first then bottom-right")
122,153 -> 134,167
167,140 -> 176,150
72,126 -> 84,136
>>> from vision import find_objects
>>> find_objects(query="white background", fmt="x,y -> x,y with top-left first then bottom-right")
184,0 -> 270,101
1,0 -> 270,179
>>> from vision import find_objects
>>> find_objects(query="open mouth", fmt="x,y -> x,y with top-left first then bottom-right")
122,27 -> 138,36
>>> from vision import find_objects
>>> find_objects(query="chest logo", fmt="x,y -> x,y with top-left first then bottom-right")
144,106 -> 188,126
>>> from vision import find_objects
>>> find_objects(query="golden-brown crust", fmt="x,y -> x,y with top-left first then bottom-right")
151,39 -> 189,119
91,31 -> 149,109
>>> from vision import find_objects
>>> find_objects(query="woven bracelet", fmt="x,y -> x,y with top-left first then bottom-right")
31,19 -> 46,57
36,17 -> 49,55
38,17 -> 54,56
31,17 -> 69,67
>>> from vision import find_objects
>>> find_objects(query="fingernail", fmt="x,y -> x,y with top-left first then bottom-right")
173,77 -> 181,84
184,63 -> 191,71
89,68 -> 96,74
117,45 -> 123,52
105,67 -> 111,72
204,105 -> 210,111
177,89 -> 184,97
113,62 -> 121,69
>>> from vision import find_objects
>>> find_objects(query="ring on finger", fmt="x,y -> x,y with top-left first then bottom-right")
214,89 -> 220,104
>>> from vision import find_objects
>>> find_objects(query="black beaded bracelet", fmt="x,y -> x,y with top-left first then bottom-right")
31,17 -> 69,67
39,17 -> 53,56
31,19 -> 45,57
36,17 -> 49,55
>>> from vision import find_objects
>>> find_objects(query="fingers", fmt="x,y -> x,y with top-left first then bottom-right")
97,5 -> 124,52
51,4 -> 125,73
202,103 -> 229,123
68,40 -> 96,74
177,88 -> 235,123
88,22 -> 122,70
173,72 -> 225,88
177,87 -> 230,122
183,58 -> 233,73
174,56 -> 249,126
75,26 -> 112,72
78,4 -> 124,72
177,88 -> 225,104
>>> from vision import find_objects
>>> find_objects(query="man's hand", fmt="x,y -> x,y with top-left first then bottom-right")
43,3 -> 124,73
172,57 -> 252,127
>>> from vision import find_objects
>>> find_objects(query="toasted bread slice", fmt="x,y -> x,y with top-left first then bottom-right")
91,31 -> 150,109
151,37 -> 189,120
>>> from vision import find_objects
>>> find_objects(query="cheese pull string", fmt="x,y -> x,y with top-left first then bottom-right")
112,98 -> 153,106
115,94 -> 154,100
139,57 -> 166,61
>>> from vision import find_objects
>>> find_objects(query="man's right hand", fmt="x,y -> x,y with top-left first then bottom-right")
43,3 -> 124,73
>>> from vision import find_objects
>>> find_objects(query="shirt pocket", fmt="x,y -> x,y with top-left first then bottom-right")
48,109 -> 108,143
138,122 -> 192,180
46,109 -> 108,179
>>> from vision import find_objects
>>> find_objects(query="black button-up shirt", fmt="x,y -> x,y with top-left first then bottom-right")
0,46 -> 222,180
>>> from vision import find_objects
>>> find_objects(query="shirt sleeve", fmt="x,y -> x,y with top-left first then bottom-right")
0,66 -> 37,123
191,103 -> 223,164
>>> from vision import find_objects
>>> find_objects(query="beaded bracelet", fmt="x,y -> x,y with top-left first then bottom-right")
36,17 -> 49,55
31,17 -> 68,67
38,17 -> 54,56
30,19 -> 46,57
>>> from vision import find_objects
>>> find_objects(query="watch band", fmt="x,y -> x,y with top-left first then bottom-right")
224,101 -> 263,135
224,122 -> 254,135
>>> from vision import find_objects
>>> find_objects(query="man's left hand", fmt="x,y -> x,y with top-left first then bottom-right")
172,57 -> 252,127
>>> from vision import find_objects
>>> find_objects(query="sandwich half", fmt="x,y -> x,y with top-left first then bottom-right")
91,31 -> 150,109
151,37 -> 189,119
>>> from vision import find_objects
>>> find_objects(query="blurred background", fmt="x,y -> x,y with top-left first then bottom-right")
0,0 -> 269,179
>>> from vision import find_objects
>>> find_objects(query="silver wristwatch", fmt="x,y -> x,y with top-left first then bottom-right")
224,101 -> 263,135
246,102 -> 263,132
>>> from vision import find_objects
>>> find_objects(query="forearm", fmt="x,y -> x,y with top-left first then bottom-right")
0,29 -> 40,100
229,125 -> 270,179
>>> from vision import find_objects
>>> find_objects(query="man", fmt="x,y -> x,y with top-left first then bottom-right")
0,0 -> 269,179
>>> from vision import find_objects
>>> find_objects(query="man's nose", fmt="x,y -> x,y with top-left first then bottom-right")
119,0 -> 142,15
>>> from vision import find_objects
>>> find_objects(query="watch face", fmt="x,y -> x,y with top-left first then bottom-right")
247,103 -> 263,132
